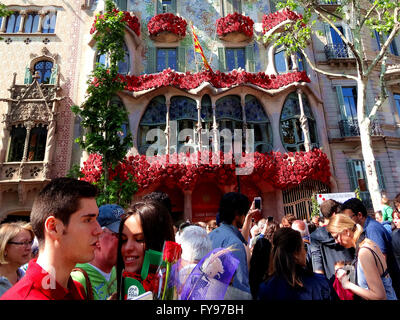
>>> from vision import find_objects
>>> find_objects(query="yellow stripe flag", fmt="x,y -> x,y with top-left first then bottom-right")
191,24 -> 213,73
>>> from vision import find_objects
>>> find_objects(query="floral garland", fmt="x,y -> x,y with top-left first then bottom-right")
80,149 -> 331,192
90,9 -> 141,36
119,68 -> 310,92
262,8 -> 304,34
216,12 -> 254,38
147,13 -> 187,38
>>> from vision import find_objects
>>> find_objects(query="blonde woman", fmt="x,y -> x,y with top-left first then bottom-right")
0,221 -> 34,297
327,214 -> 397,300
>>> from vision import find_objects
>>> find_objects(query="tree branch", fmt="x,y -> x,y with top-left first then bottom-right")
365,9 -> 400,77
359,2 -> 379,29
299,47 -> 358,80
313,7 -> 364,76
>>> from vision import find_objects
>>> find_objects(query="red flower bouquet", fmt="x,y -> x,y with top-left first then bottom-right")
216,12 -> 254,40
148,13 -> 187,40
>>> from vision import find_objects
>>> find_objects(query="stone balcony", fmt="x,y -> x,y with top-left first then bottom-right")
0,162 -> 49,181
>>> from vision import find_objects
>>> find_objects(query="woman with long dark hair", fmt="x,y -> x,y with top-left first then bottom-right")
115,200 -> 175,300
258,228 -> 333,300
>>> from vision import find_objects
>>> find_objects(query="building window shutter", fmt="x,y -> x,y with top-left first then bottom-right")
146,46 -> 157,74
177,46 -> 186,72
335,85 -> 347,120
24,67 -> 32,84
324,23 -> 332,45
375,160 -> 386,191
218,47 -> 226,72
245,44 -> 255,72
346,160 -> 358,191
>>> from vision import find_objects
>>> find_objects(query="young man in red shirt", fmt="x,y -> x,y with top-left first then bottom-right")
1,177 -> 102,300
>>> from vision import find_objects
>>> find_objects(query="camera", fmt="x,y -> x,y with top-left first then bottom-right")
254,197 -> 262,210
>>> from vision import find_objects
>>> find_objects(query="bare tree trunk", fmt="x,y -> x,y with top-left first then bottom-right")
357,78 -> 381,211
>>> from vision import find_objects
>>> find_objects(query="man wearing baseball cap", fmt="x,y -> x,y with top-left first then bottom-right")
71,204 -> 124,300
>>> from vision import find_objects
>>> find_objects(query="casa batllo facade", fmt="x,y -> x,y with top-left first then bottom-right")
0,0 -> 400,224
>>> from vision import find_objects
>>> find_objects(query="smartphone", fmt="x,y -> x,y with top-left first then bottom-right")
254,197 -> 262,210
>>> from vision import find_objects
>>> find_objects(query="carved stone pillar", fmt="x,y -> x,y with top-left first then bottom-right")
0,14 -> 7,32
196,99 -> 201,150
22,121 -> 34,162
211,103 -> 218,153
18,10 -> 27,33
165,99 -> 171,155
297,89 -> 311,152
36,10 -> 47,33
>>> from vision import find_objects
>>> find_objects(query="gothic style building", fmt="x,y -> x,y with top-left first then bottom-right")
0,0 -> 399,224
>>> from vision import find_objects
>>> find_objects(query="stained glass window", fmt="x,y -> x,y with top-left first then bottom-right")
34,61 -> 53,84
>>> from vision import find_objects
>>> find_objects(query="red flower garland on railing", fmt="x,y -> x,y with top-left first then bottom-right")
80,149 -> 331,193
147,13 -> 187,38
216,12 -> 254,38
262,8 -> 304,34
90,9 -> 141,36
119,68 -> 310,92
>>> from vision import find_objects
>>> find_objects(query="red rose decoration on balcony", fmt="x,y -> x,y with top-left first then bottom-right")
90,9 -> 141,36
216,12 -> 254,42
262,8 -> 304,34
119,69 -> 310,92
80,149 -> 331,193
148,13 -> 187,42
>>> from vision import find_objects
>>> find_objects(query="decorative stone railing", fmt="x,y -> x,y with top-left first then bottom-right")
0,162 -> 49,181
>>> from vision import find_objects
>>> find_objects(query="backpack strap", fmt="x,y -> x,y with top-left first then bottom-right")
72,267 -> 94,300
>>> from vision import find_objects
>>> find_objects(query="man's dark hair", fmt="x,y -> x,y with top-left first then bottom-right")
142,191 -> 172,213
30,177 -> 98,242
218,192 -> 249,225
394,193 -> 400,208
320,199 -> 341,219
341,198 -> 367,217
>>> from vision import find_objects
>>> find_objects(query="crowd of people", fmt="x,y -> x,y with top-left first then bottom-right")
0,177 -> 400,300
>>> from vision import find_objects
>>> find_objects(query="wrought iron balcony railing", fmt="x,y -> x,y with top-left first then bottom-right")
338,119 -> 383,137
324,44 -> 350,60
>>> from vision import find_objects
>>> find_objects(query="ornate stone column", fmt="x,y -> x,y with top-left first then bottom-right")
36,10 -> 47,33
297,89 -> 311,152
211,102 -> 218,153
196,99 -> 201,151
18,10 -> 27,33
0,13 -> 7,32
164,98 -> 171,155
21,121 -> 34,162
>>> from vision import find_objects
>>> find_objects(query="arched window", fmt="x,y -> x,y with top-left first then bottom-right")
96,42 -> 131,75
7,125 -> 26,162
170,96 -> 197,153
245,95 -> 273,153
34,60 -> 53,84
280,92 -> 318,152
27,125 -> 47,161
138,96 -> 167,155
